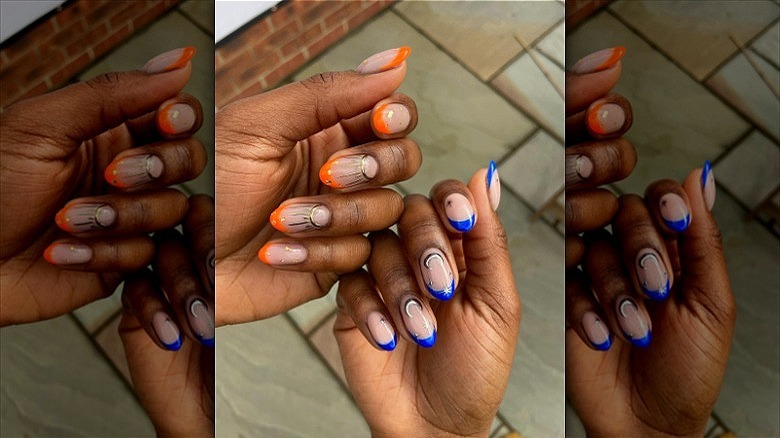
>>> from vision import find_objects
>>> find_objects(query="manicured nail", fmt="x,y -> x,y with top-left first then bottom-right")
565,154 -> 593,185
401,297 -> 436,348
659,193 -> 690,232
157,101 -> 196,135
104,154 -> 163,189
319,154 -> 378,189
257,242 -> 307,265
152,311 -> 182,351
186,297 -> 214,347
444,193 -> 476,232
356,46 -> 411,74
420,248 -> 456,301
55,203 -> 116,233
702,160 -> 716,211
43,243 -> 92,265
270,203 -> 331,233
367,311 -> 397,351
636,248 -> 670,300
587,100 -> 625,135
486,160 -> 501,211
615,296 -> 651,347
141,46 -> 196,74
372,102 -> 410,135
571,46 -> 626,74
582,311 -> 612,351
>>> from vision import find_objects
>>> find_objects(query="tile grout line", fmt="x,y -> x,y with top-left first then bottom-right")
486,15 -> 566,83
174,6 -> 214,39
699,16 -> 779,84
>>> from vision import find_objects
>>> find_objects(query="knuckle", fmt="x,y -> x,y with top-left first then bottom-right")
377,264 -> 415,294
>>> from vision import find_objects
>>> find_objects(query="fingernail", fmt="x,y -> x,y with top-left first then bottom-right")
486,160 -> 501,211
400,297 -> 436,348
443,193 -> 476,232
104,154 -> 163,189
636,248 -> 670,300
152,311 -> 182,351
702,160 -> 716,211
319,154 -> 378,189
157,101 -> 196,135
367,311 -> 397,351
587,100 -> 626,135
257,242 -> 307,265
571,46 -> 626,74
615,296 -> 651,347
186,297 -> 214,347
565,154 -> 593,185
141,46 -> 196,74
55,203 -> 116,233
356,46 -> 411,74
206,248 -> 215,290
659,193 -> 690,232
43,243 -> 92,265
582,311 -> 612,351
270,203 -> 331,233
420,248 -> 456,301
372,102 -> 410,135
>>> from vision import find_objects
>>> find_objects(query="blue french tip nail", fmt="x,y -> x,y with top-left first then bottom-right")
198,336 -> 215,348
426,279 -> 456,301
378,334 -> 397,351
163,337 -> 182,351
414,330 -> 437,348
591,335 -> 612,351
642,278 -> 670,301
448,215 -> 476,232
629,331 -> 651,348
487,160 -> 497,188
664,215 -> 690,232
702,160 -> 712,188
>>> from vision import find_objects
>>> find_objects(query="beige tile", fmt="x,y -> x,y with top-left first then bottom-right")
537,21 -> 565,68
394,1 -> 563,80
287,283 -> 338,334
610,0 -> 779,80
72,289 -> 123,334
94,314 -> 132,383
179,0 -> 215,37
752,21 -> 779,68
308,312 -> 346,383
501,130 -> 563,211
715,130 -> 780,208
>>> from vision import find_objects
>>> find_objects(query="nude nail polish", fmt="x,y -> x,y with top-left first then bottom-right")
615,296 -> 651,347
420,248 -> 456,301
565,154 -> 593,185
152,311 -> 182,351
571,46 -> 626,74
142,46 -> 196,74
372,102 -> 410,135
636,248 -> 670,300
400,297 -> 436,348
587,101 -> 625,135
582,311 -> 612,351
157,102 -> 196,135
104,154 -> 163,189
257,242 -> 307,265
702,160 -> 716,211
43,243 -> 92,265
659,193 -> 690,232
186,297 -> 214,347
270,203 -> 331,233
486,160 -> 501,211
367,311 -> 397,351
356,46 -> 411,74
55,203 -> 116,233
319,154 -> 378,189
443,193 -> 476,232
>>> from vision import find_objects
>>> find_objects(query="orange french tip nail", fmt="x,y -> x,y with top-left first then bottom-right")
269,208 -> 286,232
43,244 -> 56,264
257,244 -> 270,263
319,160 -> 342,188
384,46 -> 411,70
600,46 -> 626,71
157,102 -> 176,134
587,103 -> 607,135
103,161 -> 126,188
167,46 -> 196,72
373,104 -> 390,134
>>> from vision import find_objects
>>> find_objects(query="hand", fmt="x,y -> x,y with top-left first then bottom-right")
566,162 -> 735,437
334,164 -> 520,437
215,47 -> 423,324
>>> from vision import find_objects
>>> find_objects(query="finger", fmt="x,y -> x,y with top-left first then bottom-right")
566,269 -> 613,351
368,229 -> 437,348
104,138 -> 207,191
183,195 -> 215,296
43,236 -> 154,271
336,269 -> 398,351
566,93 -> 633,144
429,179 -> 477,233
613,195 -> 674,301
122,268 -> 183,351
565,188 -> 618,233
257,235 -> 370,273
644,179 -> 693,275
125,93 -> 204,145
565,138 -> 636,189
565,46 -> 625,114
318,137 -> 422,191
55,189 -> 188,236
340,93 -> 419,144
398,195 -> 459,301
269,189 -> 403,237
565,235 -> 585,270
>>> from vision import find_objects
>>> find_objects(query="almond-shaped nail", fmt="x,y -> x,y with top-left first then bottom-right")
636,249 -> 670,300
104,154 -> 163,189
186,297 -> 214,347
319,154 -> 378,189
257,242 -> 307,265
152,311 -> 182,351
420,248 -> 456,301
270,203 -> 331,233
367,311 -> 397,351
157,101 -> 196,135
571,46 -> 626,74
43,243 -> 92,265
486,160 -> 501,211
55,203 -> 116,233
659,193 -> 690,232
616,296 -> 651,347
565,154 -> 593,185
582,311 -> 612,351
142,46 -> 196,74
356,46 -> 411,74
444,193 -> 476,232
587,101 -> 625,135
702,160 -> 716,211
372,102 -> 410,135
401,297 -> 436,348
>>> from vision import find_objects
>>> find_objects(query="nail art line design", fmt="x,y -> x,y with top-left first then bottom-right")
402,298 -> 436,348
421,249 -> 456,301
157,102 -> 196,135
486,160 -> 501,211
257,242 -> 307,265
367,312 -> 397,351
43,243 -> 93,265
616,297 -> 651,347
373,103 -> 410,135
565,154 -> 593,185
659,193 -> 691,232
571,46 -> 626,74
55,203 -> 116,233
356,46 -> 411,74
142,46 -> 196,74
636,249 -> 670,300
104,154 -> 163,189
582,311 -> 612,351
187,298 -> 214,347
152,311 -> 182,351
702,160 -> 716,211
444,193 -> 476,232
270,203 -> 331,233
319,155 -> 378,189
587,101 -> 625,135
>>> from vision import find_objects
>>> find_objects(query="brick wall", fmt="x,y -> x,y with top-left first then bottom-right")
566,0 -> 612,31
0,0 -> 180,110
215,0 -> 395,109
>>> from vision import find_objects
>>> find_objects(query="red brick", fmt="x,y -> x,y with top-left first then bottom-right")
2,19 -> 57,61
266,18 -> 301,49
346,1 -> 387,31
18,81 -> 50,102
50,52 -> 91,85
216,48 -> 258,85
215,76 -> 238,109
66,22 -> 108,57
108,1 -> 147,29
233,81 -> 264,104
269,2 -> 297,29
50,20 -> 88,53
0,80 -> 23,109
263,52 -> 305,89
218,19 -> 269,62
308,25 -> 347,59
53,1 -> 90,29
301,0 -> 345,24
84,0 -> 117,26
92,24 -> 133,59
281,23 -> 323,58
324,1 -> 362,29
